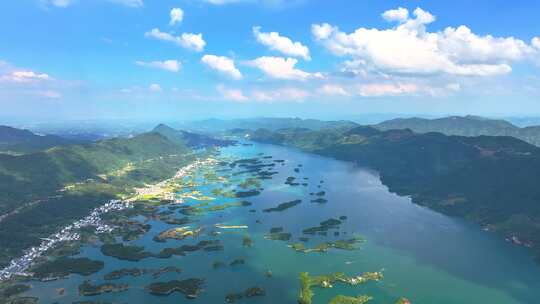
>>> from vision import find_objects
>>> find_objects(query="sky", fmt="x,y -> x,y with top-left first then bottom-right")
1,0 -> 540,122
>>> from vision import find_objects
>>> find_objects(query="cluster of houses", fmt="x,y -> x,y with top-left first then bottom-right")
0,199 -> 132,281
0,158 -> 217,282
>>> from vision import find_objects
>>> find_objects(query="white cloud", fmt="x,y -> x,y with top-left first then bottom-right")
312,7 -> 540,77
136,60 -> 181,72
253,26 -> 310,60
217,84 -> 248,102
145,28 -> 206,52
312,23 -> 335,41
170,8 -> 184,26
0,70 -> 51,83
201,55 -> 242,80
0,62 -> 79,101
357,83 -> 419,97
382,7 -> 409,23
353,81 -> 460,97
252,87 -> 309,102
108,0 -> 143,7
216,86 -> 310,103
318,84 -> 349,96
533,37 -> 540,50
149,83 -> 162,92
247,56 -> 323,81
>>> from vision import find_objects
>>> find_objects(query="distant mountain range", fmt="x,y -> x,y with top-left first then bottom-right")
375,115 -> 540,146
251,125 -> 540,261
152,124 -> 235,147
178,117 -> 359,134
0,125 -> 80,154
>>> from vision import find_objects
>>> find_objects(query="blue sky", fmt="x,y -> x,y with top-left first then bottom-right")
1,0 -> 540,122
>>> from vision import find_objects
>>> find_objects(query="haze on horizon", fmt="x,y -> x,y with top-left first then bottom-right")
2,0 -> 540,122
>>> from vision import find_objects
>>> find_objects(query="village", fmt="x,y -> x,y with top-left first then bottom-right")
0,157 -> 216,282
0,199 -> 130,281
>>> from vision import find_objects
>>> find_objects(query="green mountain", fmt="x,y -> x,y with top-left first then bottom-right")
0,132 -> 187,212
0,128 -> 200,267
152,124 -> 235,147
251,126 -> 540,260
0,125 -> 78,154
375,115 -> 540,146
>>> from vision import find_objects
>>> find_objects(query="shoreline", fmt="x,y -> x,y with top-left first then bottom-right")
0,156 -> 216,282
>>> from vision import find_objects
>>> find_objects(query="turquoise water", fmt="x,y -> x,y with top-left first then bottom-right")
24,142 -> 540,303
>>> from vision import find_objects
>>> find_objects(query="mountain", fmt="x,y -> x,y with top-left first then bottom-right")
152,124 -> 235,147
251,126 -> 540,261
374,115 -> 540,147
0,132 -> 188,214
0,129 -> 198,266
0,125 -> 79,154
178,117 -> 359,134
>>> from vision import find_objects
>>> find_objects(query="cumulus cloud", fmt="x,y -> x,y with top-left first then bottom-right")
382,7 -> 409,23
201,55 -> 242,79
253,26 -> 311,60
533,37 -> 540,50
135,60 -> 181,72
312,7 -> 540,77
0,62 -> 81,101
170,8 -> 184,26
217,84 -> 248,102
312,23 -> 335,41
145,28 -> 206,52
247,56 -> 323,81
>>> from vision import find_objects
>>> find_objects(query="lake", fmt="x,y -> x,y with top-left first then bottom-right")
23,142 -> 540,303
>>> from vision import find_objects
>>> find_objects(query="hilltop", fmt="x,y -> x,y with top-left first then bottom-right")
374,115 -> 540,146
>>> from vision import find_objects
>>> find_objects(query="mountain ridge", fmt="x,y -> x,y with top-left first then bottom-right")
0,124 -> 227,267
374,115 -> 540,146
250,125 -> 540,261
0,125 -> 80,154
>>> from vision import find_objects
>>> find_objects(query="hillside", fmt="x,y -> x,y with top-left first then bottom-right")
251,127 -> 540,261
152,124 -> 235,147
0,129 -> 202,267
0,125 -> 79,154
374,115 -> 540,146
